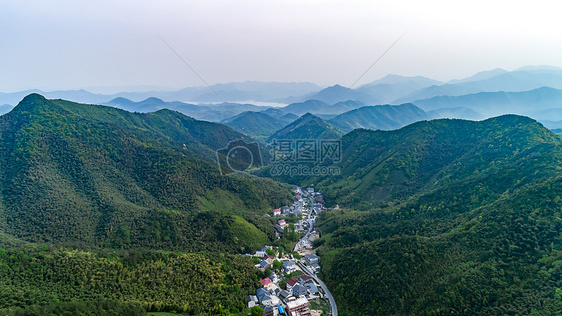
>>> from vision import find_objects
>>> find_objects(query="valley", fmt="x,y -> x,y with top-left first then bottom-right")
3,66 -> 562,315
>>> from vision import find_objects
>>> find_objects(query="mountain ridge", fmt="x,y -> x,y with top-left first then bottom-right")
268,113 -> 344,141
0,94 -> 293,251
304,114 -> 562,315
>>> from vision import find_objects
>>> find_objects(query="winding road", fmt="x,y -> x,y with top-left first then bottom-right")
298,261 -> 338,316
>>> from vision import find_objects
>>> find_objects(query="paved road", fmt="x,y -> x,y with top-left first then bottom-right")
298,261 -> 338,316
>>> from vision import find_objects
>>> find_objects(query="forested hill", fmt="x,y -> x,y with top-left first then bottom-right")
0,94 -> 292,251
308,115 -> 562,315
220,111 -> 289,139
328,103 -> 428,133
308,115 -> 561,208
268,113 -> 344,141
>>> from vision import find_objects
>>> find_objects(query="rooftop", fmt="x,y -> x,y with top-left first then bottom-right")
300,275 -> 312,282
261,278 -> 272,286
286,277 -> 299,287
286,296 -> 309,309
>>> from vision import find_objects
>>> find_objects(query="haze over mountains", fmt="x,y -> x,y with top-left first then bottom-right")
4,66 -> 562,134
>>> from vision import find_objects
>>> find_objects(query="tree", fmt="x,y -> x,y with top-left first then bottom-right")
251,305 -> 265,316
266,248 -> 276,257
272,260 -> 282,271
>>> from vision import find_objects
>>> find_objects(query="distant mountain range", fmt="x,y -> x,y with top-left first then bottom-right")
299,75 -> 442,105
426,107 -> 484,120
412,86 -> 562,117
396,66 -> 562,103
300,84 -> 379,104
219,103 -> 486,141
329,104 -> 428,133
6,66 -> 562,135
0,81 -> 322,106
280,99 -> 365,116
355,75 -> 442,104
106,97 -> 268,122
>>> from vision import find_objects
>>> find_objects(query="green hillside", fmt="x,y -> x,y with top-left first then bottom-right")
0,247 -> 262,315
309,115 -> 562,315
268,113 -> 344,141
0,94 -> 292,251
307,115 -> 556,208
329,103 -> 428,132
221,111 -> 288,139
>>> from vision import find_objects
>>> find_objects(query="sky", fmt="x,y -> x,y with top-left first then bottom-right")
2,0 -> 562,93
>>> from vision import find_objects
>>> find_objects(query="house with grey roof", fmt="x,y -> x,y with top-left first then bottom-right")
304,254 -> 319,265
256,288 -> 272,305
256,260 -> 271,271
279,290 -> 293,303
310,262 -> 321,273
292,283 -> 308,297
283,260 -> 297,274
256,245 -> 272,257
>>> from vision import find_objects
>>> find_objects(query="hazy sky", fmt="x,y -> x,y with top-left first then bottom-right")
2,0 -> 562,92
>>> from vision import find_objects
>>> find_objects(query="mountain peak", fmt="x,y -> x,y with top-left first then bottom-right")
12,93 -> 52,114
301,112 -> 317,119
364,74 -> 442,86
107,97 -> 133,105
330,84 -> 347,89
142,97 -> 166,104
268,112 -> 343,141
20,93 -> 47,103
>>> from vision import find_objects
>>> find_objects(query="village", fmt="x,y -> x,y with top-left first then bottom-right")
246,186 -> 337,316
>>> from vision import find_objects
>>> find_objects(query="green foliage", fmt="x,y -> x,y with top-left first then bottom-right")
221,111 -> 288,139
272,260 -> 282,271
308,116 -> 562,315
278,246 -> 285,257
0,94 -> 292,251
272,115 -> 561,208
268,113 -> 344,141
0,299 -> 145,316
250,305 -> 264,316
329,103 -> 427,133
0,247 -> 261,315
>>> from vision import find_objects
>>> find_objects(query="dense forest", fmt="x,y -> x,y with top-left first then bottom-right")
0,246 -> 265,315
0,94 -> 292,250
267,113 -> 344,141
0,94 -> 295,314
291,115 -> 561,208
308,116 -> 562,315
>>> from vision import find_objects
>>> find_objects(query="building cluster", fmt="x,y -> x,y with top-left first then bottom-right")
249,272 -> 319,316
270,187 -> 326,239
248,186 -> 328,316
